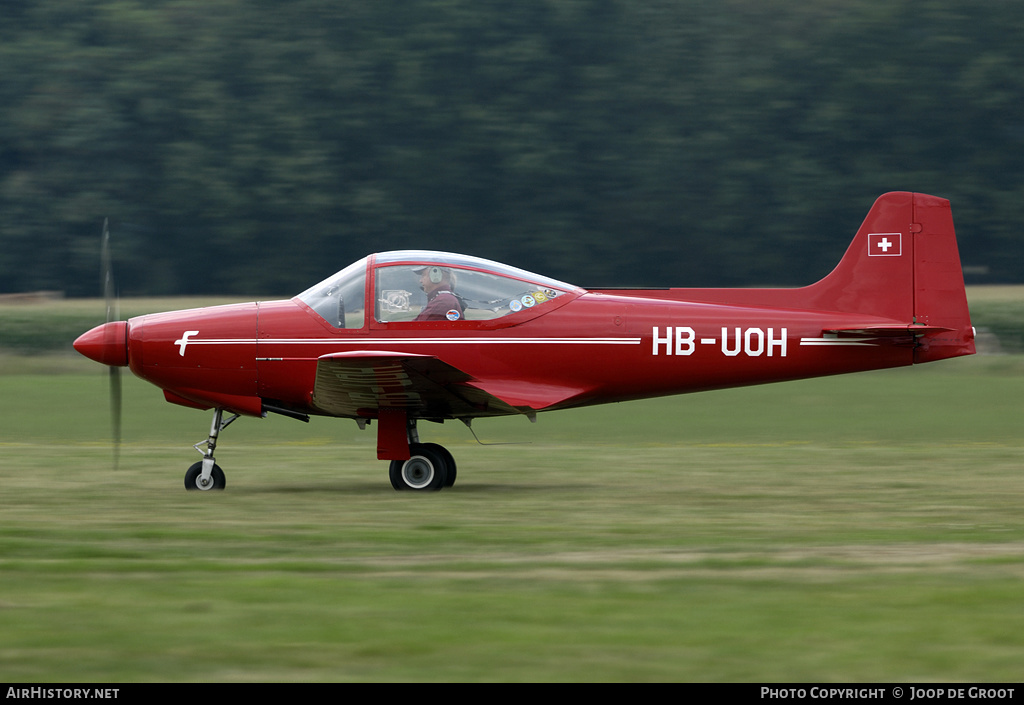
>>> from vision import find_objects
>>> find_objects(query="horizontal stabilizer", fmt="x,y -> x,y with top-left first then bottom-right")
823,324 -> 954,337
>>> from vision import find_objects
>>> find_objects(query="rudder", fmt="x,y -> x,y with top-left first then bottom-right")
910,193 -> 976,362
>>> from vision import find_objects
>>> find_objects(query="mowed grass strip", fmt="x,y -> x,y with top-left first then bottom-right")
2,442 -> 1023,682
1,356 -> 1023,681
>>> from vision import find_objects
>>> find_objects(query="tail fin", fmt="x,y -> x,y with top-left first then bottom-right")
805,192 -> 975,362
609,192 -> 976,363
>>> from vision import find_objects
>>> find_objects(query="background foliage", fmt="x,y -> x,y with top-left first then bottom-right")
2,0 -> 1022,296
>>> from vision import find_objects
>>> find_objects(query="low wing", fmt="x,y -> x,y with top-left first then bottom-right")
310,351 -> 586,419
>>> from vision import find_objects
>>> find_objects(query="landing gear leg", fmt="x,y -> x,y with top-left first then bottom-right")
387,418 -> 457,491
185,408 -> 237,491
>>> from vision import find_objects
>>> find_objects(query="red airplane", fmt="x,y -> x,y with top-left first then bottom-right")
74,192 -> 975,492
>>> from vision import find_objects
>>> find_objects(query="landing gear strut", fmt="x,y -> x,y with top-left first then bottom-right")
387,419 -> 458,491
185,408 -> 238,491
181,408 -> 460,492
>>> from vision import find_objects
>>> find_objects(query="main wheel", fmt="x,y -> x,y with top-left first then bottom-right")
184,461 -> 226,491
421,442 -> 457,487
389,444 -> 448,491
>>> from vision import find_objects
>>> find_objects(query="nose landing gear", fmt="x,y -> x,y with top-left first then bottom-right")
184,408 -> 238,491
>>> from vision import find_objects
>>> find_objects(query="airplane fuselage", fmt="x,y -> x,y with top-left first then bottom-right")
122,291 -> 940,421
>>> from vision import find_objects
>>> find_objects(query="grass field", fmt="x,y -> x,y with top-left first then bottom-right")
1,295 -> 1023,681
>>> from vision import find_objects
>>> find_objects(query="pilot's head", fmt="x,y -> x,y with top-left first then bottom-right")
414,266 -> 452,294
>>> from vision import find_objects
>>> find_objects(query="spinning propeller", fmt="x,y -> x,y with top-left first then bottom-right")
71,219 -> 128,468
102,220 -> 123,468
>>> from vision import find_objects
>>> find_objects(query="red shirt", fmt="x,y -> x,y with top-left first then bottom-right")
414,288 -> 463,321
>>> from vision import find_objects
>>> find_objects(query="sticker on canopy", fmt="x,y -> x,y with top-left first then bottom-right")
532,291 -> 548,303
521,295 -> 536,308
446,309 -> 461,321
380,289 -> 412,313
508,299 -> 523,312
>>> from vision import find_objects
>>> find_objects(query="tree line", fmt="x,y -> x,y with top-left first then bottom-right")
2,0 -> 1022,297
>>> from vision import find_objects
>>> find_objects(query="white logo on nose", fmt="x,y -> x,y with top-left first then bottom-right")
175,330 -> 200,356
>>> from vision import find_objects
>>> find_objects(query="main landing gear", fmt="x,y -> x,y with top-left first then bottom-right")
388,442 -> 457,491
388,419 -> 457,492
184,408 -> 238,491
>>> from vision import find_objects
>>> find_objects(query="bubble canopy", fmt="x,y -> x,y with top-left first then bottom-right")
296,250 -> 583,328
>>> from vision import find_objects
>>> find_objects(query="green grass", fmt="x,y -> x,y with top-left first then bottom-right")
1,354 -> 1023,681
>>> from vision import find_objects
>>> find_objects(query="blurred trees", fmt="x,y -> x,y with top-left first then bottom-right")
1,0 -> 1022,296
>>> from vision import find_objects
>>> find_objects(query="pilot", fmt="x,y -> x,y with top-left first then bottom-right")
413,266 -> 464,321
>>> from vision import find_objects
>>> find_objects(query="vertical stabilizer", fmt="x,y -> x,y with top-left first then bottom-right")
807,191 -> 975,361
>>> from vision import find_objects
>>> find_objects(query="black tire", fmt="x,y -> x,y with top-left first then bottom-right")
388,444 -> 448,491
184,461 -> 226,491
421,442 -> 457,487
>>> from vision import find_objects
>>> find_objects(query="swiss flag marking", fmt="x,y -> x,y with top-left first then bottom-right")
868,232 -> 902,257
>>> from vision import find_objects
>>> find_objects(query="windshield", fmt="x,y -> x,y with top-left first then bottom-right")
295,257 -> 367,328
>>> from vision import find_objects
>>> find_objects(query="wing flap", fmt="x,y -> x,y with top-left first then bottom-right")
311,351 -> 518,418
462,378 -> 589,410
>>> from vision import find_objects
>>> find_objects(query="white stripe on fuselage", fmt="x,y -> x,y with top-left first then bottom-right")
174,334 -> 882,355
174,336 -> 644,358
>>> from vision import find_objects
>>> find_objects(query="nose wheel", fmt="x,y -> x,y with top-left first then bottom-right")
185,461 -> 226,490
185,408 -> 237,491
